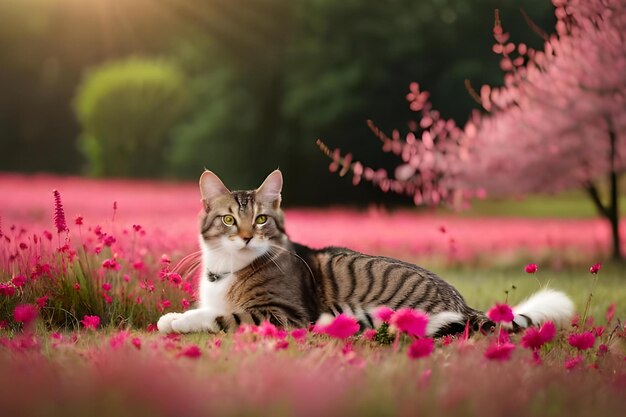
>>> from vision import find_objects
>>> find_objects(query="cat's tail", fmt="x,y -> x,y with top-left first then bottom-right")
466,288 -> 575,334
509,288 -> 575,329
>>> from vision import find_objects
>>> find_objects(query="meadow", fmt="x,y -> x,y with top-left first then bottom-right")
1,173 -> 625,417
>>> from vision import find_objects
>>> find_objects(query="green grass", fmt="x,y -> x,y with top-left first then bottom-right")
444,190 -> 626,218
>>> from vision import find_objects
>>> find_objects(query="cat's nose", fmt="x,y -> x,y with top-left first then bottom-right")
242,237 -> 252,245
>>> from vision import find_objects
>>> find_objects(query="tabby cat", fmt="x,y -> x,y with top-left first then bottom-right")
157,170 -> 574,336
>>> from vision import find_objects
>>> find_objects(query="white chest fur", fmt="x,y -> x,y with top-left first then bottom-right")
198,273 -> 235,313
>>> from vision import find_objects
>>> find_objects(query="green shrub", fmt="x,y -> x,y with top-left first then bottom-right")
74,58 -> 187,177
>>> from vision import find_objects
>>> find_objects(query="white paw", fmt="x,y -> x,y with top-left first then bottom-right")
157,312 -> 184,333
170,309 -> 220,334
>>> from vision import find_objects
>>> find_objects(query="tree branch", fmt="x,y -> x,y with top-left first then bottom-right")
585,182 -> 610,219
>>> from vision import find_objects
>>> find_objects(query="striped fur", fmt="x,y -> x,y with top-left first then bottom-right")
157,170 -> 572,336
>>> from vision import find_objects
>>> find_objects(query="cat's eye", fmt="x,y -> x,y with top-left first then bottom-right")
255,215 -> 268,225
222,215 -> 236,226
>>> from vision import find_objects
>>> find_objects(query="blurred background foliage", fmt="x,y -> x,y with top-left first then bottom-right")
0,0 -> 554,205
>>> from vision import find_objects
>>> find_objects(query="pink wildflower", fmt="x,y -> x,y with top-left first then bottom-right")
0,283 -> 16,297
52,189 -> 68,233
568,332 -> 595,350
258,321 -> 280,338
103,293 -> 113,304
486,303 -> 514,323
291,328 -> 307,342
362,329 -> 377,341
606,303 -> 616,324
179,344 -> 202,359
102,282 -> 112,292
11,274 -> 27,287
484,342 -> 515,361
597,344 -> 608,356
274,340 -> 289,351
319,314 -> 360,339
525,263 -> 538,274
374,306 -> 394,322
73,282 -> 81,291
564,356 -> 584,370
390,308 -> 428,337
43,230 -> 53,241
589,263 -> 601,274
109,331 -> 129,349
36,295 -> 49,308
181,298 -> 190,309
101,258 -> 120,270
146,324 -> 158,332
74,216 -> 84,226
14,304 -> 39,324
131,337 -> 142,350
407,338 -> 435,359
521,321 -> 556,350
81,315 -> 100,330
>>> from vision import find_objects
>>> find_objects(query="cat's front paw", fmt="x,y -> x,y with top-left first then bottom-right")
157,312 -> 184,333
170,309 -> 220,334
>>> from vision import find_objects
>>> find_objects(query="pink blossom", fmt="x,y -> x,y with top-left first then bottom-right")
14,304 -> 39,324
52,189 -> 68,233
568,332 -> 595,350
101,282 -> 112,292
564,356 -> 584,370
36,295 -> 49,308
11,274 -> 27,287
73,282 -> 81,291
131,337 -> 142,350
258,321 -> 281,339
486,303 -> 514,323
606,303 -> 616,324
181,298 -> 190,309
0,283 -> 16,297
274,340 -> 289,351
362,329 -> 377,341
589,263 -> 601,274
179,344 -> 202,359
407,338 -> 434,359
74,216 -> 83,225
484,342 -> 515,361
101,258 -> 120,270
291,328 -> 307,342
525,263 -> 538,274
390,308 -> 428,337
374,306 -> 394,322
319,314 -> 360,339
109,331 -> 130,349
81,315 -> 100,330
522,320 -> 557,350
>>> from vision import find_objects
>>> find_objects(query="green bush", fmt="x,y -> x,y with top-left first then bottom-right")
74,58 -> 187,177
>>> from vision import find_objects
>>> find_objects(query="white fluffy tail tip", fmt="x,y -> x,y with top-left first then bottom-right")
512,289 -> 575,328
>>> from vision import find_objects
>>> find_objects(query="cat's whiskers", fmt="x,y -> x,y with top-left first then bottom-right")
268,244 -> 316,283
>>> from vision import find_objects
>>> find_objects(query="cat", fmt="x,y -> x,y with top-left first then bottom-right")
157,170 -> 574,336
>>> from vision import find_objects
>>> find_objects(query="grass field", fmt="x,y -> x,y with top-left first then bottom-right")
1,174 -> 625,417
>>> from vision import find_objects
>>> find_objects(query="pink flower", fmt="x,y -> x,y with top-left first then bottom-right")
606,303 -> 616,324
522,321 -> 556,350
11,274 -> 27,287
36,295 -> 49,308
52,189 -> 68,233
362,329 -> 377,341
568,332 -> 595,350
484,342 -> 515,361
146,324 -> 158,332
0,283 -> 16,297
564,356 -> 584,370
407,337 -> 434,359
486,303 -> 514,323
589,263 -> 601,274
74,216 -> 84,226
109,331 -> 129,349
81,315 -> 100,330
131,337 -> 142,350
181,298 -> 190,309
179,344 -> 202,359
274,340 -> 289,351
102,282 -> 112,292
390,308 -> 428,337
374,306 -> 394,322
258,321 -> 280,339
43,230 -> 53,241
525,263 -> 538,274
291,328 -> 307,342
319,314 -> 360,339
14,304 -> 39,324
73,283 -> 81,291
101,258 -> 120,270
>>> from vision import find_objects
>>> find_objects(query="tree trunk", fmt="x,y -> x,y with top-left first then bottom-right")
608,124 -> 622,261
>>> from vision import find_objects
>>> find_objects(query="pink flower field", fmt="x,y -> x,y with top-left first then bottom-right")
1,173 -> 625,417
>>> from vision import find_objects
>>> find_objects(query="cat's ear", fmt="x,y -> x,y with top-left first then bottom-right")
199,170 -> 230,210
256,169 -> 283,207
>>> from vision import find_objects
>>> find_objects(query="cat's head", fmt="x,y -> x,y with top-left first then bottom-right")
198,169 -> 287,263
